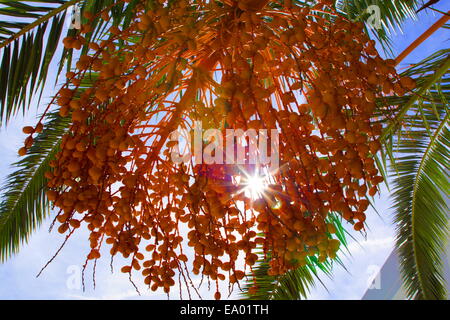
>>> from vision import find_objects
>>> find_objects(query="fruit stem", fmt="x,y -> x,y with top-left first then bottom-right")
395,10 -> 450,66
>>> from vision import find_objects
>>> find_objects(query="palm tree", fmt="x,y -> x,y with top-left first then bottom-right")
0,0 -> 448,300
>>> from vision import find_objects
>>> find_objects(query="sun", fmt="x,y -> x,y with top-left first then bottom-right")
243,174 -> 268,200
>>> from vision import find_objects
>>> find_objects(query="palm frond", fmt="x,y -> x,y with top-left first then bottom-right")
240,257 -> 319,300
375,49 -> 450,180
0,71 -> 98,262
336,0 -> 421,55
0,0 -> 141,125
391,115 -> 449,299
382,49 -> 450,299
0,0 -> 81,124
382,51 -> 450,141
0,0 -> 141,261
0,111 -> 69,262
241,213 -> 348,300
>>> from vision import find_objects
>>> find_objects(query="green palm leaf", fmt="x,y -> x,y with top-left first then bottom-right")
0,0 -> 141,261
391,117 -> 449,300
336,0 -> 421,54
382,51 -> 450,141
241,213 -> 348,300
240,257 -> 319,300
0,111 -> 69,261
383,50 -> 450,299
0,0 -> 82,124
0,0 -> 140,125
0,72 -> 98,262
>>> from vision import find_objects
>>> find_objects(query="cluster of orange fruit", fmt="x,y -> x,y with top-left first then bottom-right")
20,0 -> 414,298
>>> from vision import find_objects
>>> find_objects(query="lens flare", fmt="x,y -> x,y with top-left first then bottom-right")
244,174 -> 267,200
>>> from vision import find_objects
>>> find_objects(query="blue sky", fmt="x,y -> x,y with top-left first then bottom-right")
0,3 -> 448,299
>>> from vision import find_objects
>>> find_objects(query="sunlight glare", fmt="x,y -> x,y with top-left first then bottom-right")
244,175 -> 267,200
